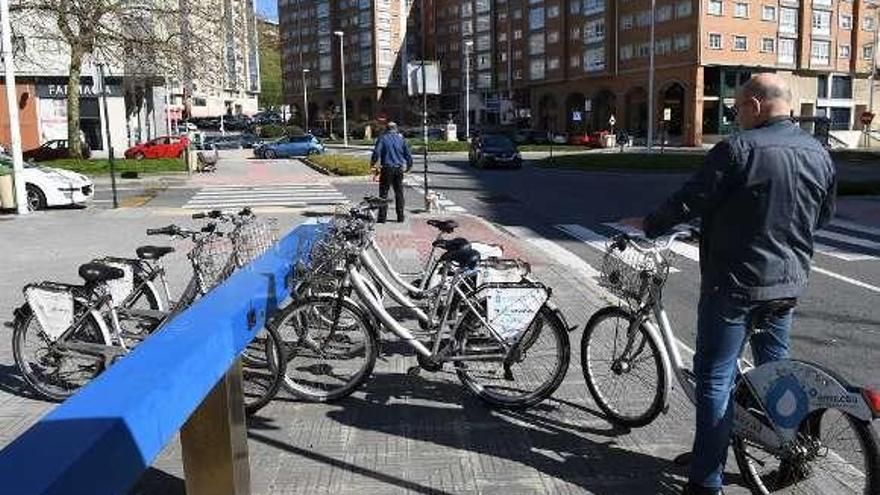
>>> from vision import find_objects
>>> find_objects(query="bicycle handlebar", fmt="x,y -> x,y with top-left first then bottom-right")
192,208 -> 253,221
615,230 -> 694,254
147,225 -> 180,236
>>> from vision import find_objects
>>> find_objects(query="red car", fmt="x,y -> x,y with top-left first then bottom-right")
124,136 -> 189,160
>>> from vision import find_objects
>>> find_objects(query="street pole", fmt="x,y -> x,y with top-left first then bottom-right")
98,63 -> 118,209
465,40 -> 472,141
421,0 -> 429,209
164,75 -> 173,135
1,0 -> 27,214
302,68 -> 310,131
646,0 -> 656,151
869,6 -> 878,146
334,31 -> 348,147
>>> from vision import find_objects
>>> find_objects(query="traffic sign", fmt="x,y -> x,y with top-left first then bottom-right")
608,114 -> 616,126
572,111 -> 583,122
663,108 -> 672,122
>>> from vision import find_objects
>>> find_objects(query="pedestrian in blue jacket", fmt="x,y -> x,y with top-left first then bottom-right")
370,122 -> 413,223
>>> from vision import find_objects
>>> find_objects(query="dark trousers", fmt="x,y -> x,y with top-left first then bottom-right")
378,167 -> 405,222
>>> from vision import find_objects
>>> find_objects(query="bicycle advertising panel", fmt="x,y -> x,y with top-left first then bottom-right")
480,283 -> 549,343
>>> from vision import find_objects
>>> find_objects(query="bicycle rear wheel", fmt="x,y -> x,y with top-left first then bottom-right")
116,277 -> 162,347
272,296 -> 377,402
241,325 -> 284,415
733,399 -> 880,495
454,302 -> 570,409
581,306 -> 667,427
13,304 -> 105,401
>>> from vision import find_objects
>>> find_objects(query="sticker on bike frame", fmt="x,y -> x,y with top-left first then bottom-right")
485,287 -> 548,342
102,262 -> 134,308
25,287 -> 75,342
764,374 -> 810,430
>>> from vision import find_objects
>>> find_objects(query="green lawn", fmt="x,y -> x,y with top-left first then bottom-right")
409,140 -> 470,152
519,144 -> 593,152
536,152 -> 706,171
41,158 -> 187,176
308,155 -> 372,176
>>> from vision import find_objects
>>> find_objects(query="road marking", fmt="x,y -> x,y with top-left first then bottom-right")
556,223 -> 681,273
812,267 -> 880,294
504,226 -> 600,278
815,230 -> 880,254
829,219 -> 880,237
183,184 -> 347,209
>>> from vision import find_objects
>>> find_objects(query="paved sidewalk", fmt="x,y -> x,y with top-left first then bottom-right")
131,211 -> 750,495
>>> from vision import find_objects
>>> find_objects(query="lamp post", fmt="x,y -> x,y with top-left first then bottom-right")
646,0 -> 657,151
1,0 -> 27,214
302,68 -> 310,131
464,40 -> 473,141
333,31 -> 348,147
868,3 -> 879,145
96,62 -> 118,209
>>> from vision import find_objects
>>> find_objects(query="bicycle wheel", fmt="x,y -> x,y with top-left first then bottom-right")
581,306 -> 667,427
733,394 -> 880,495
13,304 -> 105,401
272,296 -> 378,402
454,301 -> 570,409
117,277 -> 162,347
241,325 -> 284,415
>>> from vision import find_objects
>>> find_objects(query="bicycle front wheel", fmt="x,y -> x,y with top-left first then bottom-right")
273,296 -> 378,402
733,400 -> 880,495
581,306 -> 667,427
454,302 -> 570,409
241,325 -> 284,415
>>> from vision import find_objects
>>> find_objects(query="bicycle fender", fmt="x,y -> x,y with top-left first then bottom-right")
12,303 -> 32,329
143,280 -> 168,312
88,308 -> 115,347
641,318 -> 675,414
743,359 -> 874,439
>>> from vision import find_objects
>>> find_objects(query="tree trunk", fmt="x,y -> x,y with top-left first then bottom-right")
67,48 -> 84,158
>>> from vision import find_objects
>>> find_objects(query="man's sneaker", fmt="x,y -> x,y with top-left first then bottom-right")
680,482 -> 724,495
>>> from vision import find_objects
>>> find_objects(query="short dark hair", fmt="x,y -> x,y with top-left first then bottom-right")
740,77 -> 792,104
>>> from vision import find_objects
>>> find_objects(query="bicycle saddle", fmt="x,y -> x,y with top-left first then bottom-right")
750,299 -> 798,330
136,245 -> 175,260
439,247 -> 481,269
427,219 -> 458,233
432,237 -> 470,252
78,263 -> 125,284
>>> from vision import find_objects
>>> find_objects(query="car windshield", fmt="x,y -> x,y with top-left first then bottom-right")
483,135 -> 513,148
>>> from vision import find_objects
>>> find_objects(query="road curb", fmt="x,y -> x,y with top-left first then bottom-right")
298,157 -> 334,176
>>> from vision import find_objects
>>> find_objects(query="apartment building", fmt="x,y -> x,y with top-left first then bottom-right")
280,0 -> 880,146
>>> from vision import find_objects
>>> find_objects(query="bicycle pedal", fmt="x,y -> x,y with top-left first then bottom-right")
406,365 -> 421,376
503,364 -> 514,381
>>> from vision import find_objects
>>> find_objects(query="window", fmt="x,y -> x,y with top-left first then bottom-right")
584,46 -> 605,71
513,29 -> 522,40
734,3 -> 749,18
570,54 -> 581,67
778,38 -> 795,64
676,1 -> 692,18
762,5 -> 776,21
780,8 -> 798,34
674,33 -> 692,52
655,37 -> 672,54
812,11 -> 831,36
817,75 -> 828,98
547,30 -> 560,43
733,35 -> 748,51
547,5 -> 559,17
620,14 -> 634,30
865,17 -> 876,32
839,44 -> 851,59
620,44 -> 634,60
548,57 -> 560,70
529,59 -> 545,80
708,0 -> 722,16
638,42 -> 651,57
529,7 -> 544,30
863,44 -> 874,60
812,40 -> 831,65
528,33 -> 545,55
657,5 -> 673,22
570,1 -> 580,14
831,76 -> 853,99
583,0 -> 604,15
571,27 -> 581,39
840,14 -> 853,30
584,18 -> 605,43
761,37 -> 775,53
709,33 -> 722,49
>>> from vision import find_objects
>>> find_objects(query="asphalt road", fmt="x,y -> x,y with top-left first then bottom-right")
359,155 -> 880,391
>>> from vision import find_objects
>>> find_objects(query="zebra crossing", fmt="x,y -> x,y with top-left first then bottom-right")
182,183 -> 348,210
554,219 -> 880,265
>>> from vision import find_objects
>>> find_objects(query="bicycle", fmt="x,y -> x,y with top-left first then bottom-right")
273,200 -> 571,409
580,232 -> 880,494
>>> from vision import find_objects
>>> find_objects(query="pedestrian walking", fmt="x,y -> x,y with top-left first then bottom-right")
624,73 -> 836,495
370,122 -> 413,223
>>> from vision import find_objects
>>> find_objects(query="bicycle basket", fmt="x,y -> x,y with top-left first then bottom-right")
599,239 -> 670,302
232,218 -> 279,267
189,237 -> 235,292
24,284 -> 75,342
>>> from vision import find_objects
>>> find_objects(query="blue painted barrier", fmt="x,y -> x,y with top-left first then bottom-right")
0,222 -> 322,495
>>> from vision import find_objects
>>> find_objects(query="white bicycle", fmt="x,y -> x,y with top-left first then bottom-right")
580,232 -> 880,494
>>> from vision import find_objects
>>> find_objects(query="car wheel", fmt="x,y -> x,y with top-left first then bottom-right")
25,185 -> 46,211
264,149 -> 277,159
135,152 -> 145,160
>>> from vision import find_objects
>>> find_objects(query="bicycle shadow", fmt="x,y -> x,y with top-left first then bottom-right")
0,363 -> 44,401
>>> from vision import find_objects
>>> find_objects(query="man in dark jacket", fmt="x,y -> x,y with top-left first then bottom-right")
627,74 -> 836,494
370,122 -> 413,223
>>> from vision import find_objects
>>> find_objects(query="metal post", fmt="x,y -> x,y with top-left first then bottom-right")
334,31 -> 348,147
465,40 -> 472,141
180,358 -> 250,495
1,0 -> 27,214
302,69 -> 310,131
421,0 -> 429,209
646,0 -> 656,151
164,75 -> 173,135
98,63 -> 119,209
869,7 -> 878,145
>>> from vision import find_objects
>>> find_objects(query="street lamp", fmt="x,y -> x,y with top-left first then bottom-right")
867,2 -> 879,145
0,0 -> 27,214
333,30 -> 348,147
302,68 -> 310,131
464,40 -> 473,141
646,0 -> 657,151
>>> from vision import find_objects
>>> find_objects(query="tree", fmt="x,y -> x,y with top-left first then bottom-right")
257,17 -> 281,110
10,0 -> 224,158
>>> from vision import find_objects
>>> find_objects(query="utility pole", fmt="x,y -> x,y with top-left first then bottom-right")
97,63 -> 118,209
334,31 -> 348,147
465,40 -> 473,141
302,69 -> 310,131
1,0 -> 28,214
869,3 -> 879,145
646,0 -> 656,151
421,0 -> 429,209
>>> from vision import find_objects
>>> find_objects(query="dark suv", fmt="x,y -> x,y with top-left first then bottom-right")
468,134 -> 522,169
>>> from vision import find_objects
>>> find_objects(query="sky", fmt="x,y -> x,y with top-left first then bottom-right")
256,0 -> 278,21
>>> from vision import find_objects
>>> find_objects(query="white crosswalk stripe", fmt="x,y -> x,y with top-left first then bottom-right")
555,223 -> 682,273
183,184 -> 348,209
814,220 -> 880,261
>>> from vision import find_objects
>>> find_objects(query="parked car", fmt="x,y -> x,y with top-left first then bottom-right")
176,122 -> 198,134
23,140 -> 91,161
1,153 -> 94,210
252,137 -> 283,158
200,135 -> 242,150
468,134 -> 522,169
513,129 -> 550,145
257,135 -> 324,159
124,136 -> 190,160
568,133 -> 591,146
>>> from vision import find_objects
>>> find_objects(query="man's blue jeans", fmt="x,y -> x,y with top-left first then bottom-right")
689,290 -> 794,489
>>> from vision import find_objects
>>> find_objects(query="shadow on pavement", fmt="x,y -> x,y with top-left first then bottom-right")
0,363 -> 43,401
127,467 -> 186,495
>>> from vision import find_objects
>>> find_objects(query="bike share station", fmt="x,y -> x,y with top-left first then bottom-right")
0,222 -> 322,495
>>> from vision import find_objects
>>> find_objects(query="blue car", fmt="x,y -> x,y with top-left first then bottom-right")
258,135 -> 324,159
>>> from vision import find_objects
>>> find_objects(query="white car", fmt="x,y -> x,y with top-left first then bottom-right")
1,155 -> 94,210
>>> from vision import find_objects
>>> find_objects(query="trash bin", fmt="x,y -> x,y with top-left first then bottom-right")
603,134 -> 616,148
